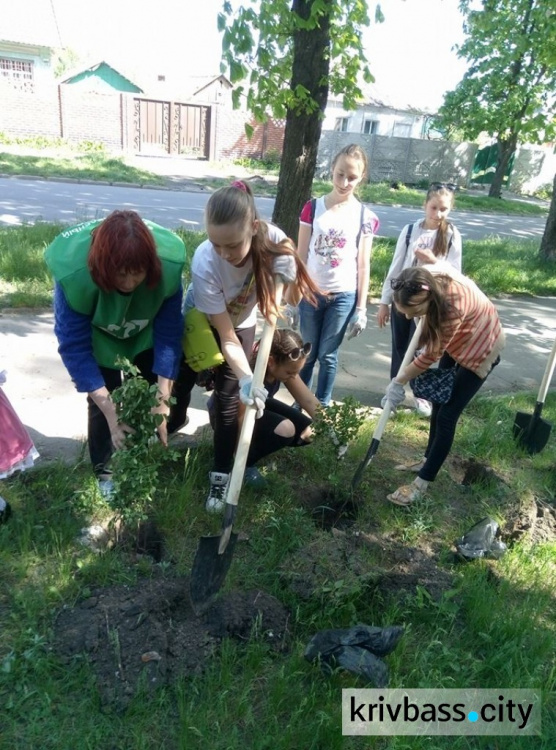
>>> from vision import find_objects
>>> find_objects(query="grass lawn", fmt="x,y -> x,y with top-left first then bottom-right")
0,151 -> 165,186
1,223 -> 554,309
1,392 -> 555,748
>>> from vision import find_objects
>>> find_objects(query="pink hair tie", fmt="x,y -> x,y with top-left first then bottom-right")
231,180 -> 248,192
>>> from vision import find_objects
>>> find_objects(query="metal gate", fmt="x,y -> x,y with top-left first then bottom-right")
132,98 -> 211,158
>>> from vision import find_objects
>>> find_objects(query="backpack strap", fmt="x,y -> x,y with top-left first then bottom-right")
356,202 -> 366,248
310,198 -> 317,228
402,223 -> 413,265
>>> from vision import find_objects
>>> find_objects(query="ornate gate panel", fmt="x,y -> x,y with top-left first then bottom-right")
133,97 -> 210,158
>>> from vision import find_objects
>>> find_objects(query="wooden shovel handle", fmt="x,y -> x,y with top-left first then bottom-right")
537,334 -> 556,407
224,278 -> 285,510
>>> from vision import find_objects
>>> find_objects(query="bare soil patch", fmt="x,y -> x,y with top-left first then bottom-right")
53,576 -> 289,711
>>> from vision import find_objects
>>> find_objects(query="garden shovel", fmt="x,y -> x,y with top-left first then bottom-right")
190,279 -> 284,616
351,320 -> 423,489
513,333 -> 556,455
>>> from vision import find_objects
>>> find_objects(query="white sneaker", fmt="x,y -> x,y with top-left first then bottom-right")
414,398 -> 432,418
205,471 -> 229,513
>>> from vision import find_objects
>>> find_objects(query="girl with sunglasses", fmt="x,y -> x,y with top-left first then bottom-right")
382,266 -> 505,506
377,182 -> 462,417
206,328 -> 320,487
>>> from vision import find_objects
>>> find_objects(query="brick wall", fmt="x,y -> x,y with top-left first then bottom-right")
215,106 -> 285,160
59,87 -> 123,149
0,83 -> 125,149
0,82 -> 60,139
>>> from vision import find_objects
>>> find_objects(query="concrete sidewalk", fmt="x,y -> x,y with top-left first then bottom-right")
1,295 -> 555,467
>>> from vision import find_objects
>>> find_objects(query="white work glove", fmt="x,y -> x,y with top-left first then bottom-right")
272,254 -> 297,284
282,303 -> 300,331
346,308 -> 367,340
239,375 -> 268,419
381,379 -> 406,410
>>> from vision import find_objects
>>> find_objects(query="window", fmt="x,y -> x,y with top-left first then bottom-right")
334,117 -> 349,132
363,119 -> 379,135
0,58 -> 34,93
392,122 -> 412,138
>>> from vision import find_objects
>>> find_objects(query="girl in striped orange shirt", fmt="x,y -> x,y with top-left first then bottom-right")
382,265 -> 505,506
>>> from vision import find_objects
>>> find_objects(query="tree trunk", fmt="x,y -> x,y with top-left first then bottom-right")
272,0 -> 331,240
489,135 -> 518,198
539,172 -> 556,261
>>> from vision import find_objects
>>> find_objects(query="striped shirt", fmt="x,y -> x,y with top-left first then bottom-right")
414,272 -> 505,379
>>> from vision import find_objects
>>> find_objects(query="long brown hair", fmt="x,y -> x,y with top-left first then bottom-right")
392,266 -> 459,356
424,184 -> 455,258
88,210 -> 161,291
251,328 -> 307,369
205,181 -> 319,320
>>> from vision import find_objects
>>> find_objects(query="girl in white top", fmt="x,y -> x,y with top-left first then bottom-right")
294,144 -> 379,407
376,182 -> 462,414
169,180 -> 319,512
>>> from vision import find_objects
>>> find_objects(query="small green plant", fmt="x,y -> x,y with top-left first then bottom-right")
313,396 -> 367,453
109,359 -> 175,527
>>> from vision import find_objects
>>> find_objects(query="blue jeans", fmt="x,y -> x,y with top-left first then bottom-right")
299,291 -> 356,406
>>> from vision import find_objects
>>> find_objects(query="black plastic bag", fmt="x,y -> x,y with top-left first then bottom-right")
455,517 -> 507,560
304,625 -> 404,687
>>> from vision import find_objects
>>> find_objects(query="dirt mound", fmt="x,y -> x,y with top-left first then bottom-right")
53,576 -> 289,710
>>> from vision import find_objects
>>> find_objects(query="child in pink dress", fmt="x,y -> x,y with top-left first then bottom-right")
0,370 -> 39,522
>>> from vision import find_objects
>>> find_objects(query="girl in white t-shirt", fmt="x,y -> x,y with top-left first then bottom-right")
168,180 -> 319,511
294,144 -> 379,407
376,182 -> 462,416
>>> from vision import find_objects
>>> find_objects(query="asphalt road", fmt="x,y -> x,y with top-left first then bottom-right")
0,176 -> 546,241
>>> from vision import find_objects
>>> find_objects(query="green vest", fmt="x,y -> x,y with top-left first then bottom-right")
45,219 -> 185,368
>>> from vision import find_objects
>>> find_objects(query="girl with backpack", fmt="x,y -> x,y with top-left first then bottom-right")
291,144 -> 379,407
376,182 -> 462,416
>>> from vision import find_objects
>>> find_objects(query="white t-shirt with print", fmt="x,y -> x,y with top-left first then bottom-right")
190,223 -> 286,329
301,197 -> 379,294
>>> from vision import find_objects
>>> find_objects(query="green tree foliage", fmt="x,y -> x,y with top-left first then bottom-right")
436,0 -> 556,199
219,0 -> 382,238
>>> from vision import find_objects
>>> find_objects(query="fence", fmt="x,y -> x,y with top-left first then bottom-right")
317,131 -> 477,186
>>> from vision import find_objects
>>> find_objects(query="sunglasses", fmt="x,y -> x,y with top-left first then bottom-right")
287,342 -> 312,361
429,182 -> 457,192
390,278 -> 430,293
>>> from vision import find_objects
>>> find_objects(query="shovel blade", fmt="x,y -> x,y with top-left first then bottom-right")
189,532 -> 239,616
513,411 -> 552,455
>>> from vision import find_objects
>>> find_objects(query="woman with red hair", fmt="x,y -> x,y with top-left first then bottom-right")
45,210 -> 186,496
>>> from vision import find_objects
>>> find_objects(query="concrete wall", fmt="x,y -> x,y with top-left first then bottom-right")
509,144 -> 556,195
317,131 -> 477,186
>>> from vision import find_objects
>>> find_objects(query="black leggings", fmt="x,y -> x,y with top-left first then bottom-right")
418,352 -> 498,483
247,397 -> 312,467
168,326 -> 256,472
88,348 -> 156,476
